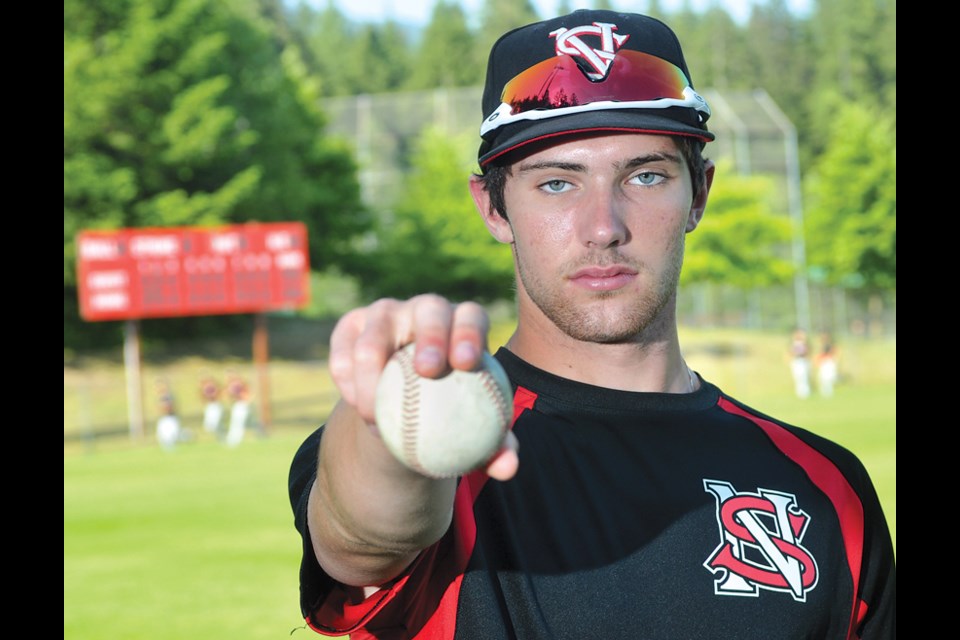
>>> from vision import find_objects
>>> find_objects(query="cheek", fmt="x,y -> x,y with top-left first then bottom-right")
514,207 -> 574,250
651,219 -> 688,258
539,215 -> 573,247
635,193 -> 692,240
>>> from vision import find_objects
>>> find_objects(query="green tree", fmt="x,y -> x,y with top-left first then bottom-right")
745,0 -> 815,136
807,0 -> 896,155
291,0 -> 358,96
803,102 -> 895,292
407,1 -> 480,90
291,2 -> 413,96
476,0 -> 541,69
645,0 -> 669,22
683,160 -> 794,287
64,0 -> 367,347
678,5 -> 748,93
356,126 -> 513,301
346,21 -> 414,94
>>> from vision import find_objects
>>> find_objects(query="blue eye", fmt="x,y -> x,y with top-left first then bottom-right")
633,172 -> 664,186
541,179 -> 572,193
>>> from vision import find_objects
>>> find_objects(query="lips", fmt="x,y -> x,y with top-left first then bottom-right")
569,265 -> 639,292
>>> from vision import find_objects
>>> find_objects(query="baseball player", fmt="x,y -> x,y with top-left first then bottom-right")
289,9 -> 896,638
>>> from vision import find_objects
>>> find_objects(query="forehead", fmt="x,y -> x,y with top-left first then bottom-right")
508,131 -> 683,170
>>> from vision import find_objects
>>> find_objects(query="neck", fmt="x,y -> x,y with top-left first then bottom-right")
505,308 -> 695,394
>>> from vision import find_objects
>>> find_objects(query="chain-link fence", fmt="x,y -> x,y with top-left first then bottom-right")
320,86 -> 895,336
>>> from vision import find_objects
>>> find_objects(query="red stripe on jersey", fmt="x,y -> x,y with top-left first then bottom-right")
407,386 -> 537,639
717,397 -> 865,639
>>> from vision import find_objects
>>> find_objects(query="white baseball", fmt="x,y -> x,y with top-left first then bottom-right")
374,343 -> 514,478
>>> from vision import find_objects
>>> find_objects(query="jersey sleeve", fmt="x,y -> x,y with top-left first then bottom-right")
288,426 -> 339,632
287,426 -> 461,638
716,394 -> 896,639
846,452 -> 896,639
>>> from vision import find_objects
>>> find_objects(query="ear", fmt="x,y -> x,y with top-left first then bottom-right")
686,159 -> 716,233
469,175 -> 514,244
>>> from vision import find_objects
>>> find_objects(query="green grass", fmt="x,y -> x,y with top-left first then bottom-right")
65,431 -> 310,639
64,326 -> 895,639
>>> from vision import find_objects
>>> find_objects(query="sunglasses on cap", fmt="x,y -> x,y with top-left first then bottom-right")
480,49 -> 711,138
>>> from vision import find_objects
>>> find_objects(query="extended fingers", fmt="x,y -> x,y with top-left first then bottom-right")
409,294 -> 458,378
408,296 -> 489,376
448,301 -> 490,372
327,296 -> 491,426
329,299 -> 403,422
485,431 -> 519,481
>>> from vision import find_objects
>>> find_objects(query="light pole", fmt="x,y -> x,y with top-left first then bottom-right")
755,89 -> 811,332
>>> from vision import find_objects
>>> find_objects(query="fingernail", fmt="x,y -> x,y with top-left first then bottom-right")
454,341 -> 478,363
416,346 -> 443,368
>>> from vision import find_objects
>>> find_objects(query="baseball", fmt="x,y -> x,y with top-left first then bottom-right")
374,343 -> 514,478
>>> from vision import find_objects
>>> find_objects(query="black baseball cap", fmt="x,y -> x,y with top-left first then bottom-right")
478,9 -> 714,169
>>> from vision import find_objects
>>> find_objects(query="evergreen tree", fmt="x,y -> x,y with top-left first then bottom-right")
476,0 -> 540,69
646,0 -> 668,22
407,1 -> 480,90
350,21 -> 414,94
685,6 -> 746,92
746,0 -> 815,155
295,0 -> 358,96
64,0 -> 368,347
807,0 -> 896,155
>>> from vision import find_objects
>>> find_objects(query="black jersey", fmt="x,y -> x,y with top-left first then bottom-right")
289,348 -> 896,639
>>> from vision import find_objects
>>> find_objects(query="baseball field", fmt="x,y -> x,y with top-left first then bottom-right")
64,326 -> 895,639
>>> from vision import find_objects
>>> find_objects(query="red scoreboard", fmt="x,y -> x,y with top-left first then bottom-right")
77,222 -> 310,321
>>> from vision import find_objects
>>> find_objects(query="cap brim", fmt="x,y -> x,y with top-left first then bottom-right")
479,109 -> 715,167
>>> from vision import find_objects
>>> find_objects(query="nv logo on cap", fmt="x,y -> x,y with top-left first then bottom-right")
550,22 -> 630,80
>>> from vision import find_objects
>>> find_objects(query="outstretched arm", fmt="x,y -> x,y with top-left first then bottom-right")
307,295 -> 519,588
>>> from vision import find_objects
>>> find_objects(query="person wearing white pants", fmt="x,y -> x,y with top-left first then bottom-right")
226,397 -> 250,447
225,370 -> 252,447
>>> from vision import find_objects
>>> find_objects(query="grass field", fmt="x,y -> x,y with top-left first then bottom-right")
64,325 -> 895,639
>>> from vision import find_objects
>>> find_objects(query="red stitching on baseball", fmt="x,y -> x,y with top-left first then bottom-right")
397,347 -> 431,476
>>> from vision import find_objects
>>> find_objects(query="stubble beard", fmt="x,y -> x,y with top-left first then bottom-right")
514,240 -> 686,345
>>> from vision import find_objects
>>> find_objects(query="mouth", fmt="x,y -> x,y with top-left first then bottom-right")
568,265 -> 639,292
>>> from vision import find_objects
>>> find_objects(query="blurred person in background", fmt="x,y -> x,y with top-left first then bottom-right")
815,332 -> 840,398
199,372 -> 224,437
225,369 -> 251,447
154,377 -> 181,450
788,328 -> 812,398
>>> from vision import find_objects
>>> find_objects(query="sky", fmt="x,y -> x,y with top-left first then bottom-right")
319,0 -> 813,27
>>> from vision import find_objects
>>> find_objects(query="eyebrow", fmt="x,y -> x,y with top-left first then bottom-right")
516,160 -> 584,174
622,152 -> 682,170
516,152 -> 682,175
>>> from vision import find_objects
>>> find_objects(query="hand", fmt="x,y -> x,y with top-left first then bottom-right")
328,294 -> 519,481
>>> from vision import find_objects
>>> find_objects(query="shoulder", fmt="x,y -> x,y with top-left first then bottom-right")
712,391 -> 872,487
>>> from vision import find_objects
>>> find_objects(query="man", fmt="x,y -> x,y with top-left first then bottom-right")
289,9 -> 896,639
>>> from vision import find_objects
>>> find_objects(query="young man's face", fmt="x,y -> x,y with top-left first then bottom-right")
473,132 -> 712,345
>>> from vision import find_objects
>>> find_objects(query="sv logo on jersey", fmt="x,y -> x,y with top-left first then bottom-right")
549,21 -> 629,80
702,479 -> 819,601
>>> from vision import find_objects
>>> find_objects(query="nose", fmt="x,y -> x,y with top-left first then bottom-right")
578,190 -> 628,249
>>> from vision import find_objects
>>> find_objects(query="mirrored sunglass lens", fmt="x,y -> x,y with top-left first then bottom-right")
501,50 -> 691,115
